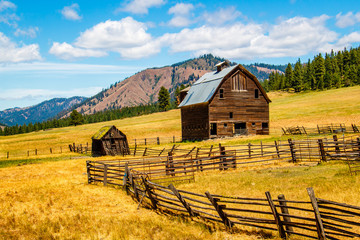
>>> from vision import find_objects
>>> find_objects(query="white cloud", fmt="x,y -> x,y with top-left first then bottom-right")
168,3 -> 193,15
0,32 -> 41,63
49,42 -> 107,60
61,3 -> 82,21
121,0 -> 165,14
50,17 -> 159,59
162,15 -> 339,59
167,3 -> 194,27
0,0 -> 16,12
14,26 -> 39,38
335,12 -> 360,28
319,32 -> 360,53
202,6 -> 242,26
75,17 -> 152,49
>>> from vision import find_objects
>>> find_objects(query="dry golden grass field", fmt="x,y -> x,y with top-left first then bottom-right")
0,86 -> 360,239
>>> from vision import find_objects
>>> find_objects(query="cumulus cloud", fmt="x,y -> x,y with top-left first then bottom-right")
0,32 -> 41,63
50,17 -> 160,59
162,15 -> 338,59
202,6 -> 242,26
61,3 -> 82,21
167,3 -> 194,27
49,42 -> 107,60
0,0 -> 16,11
319,32 -> 360,53
335,11 -> 360,28
121,0 -> 165,14
14,26 -> 39,38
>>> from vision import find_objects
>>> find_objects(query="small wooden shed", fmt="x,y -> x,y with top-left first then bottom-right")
91,125 -> 130,156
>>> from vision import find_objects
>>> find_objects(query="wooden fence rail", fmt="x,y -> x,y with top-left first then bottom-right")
91,167 -> 360,239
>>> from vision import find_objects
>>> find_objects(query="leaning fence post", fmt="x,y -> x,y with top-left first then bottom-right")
86,161 -> 91,184
142,177 -> 157,210
275,141 -> 280,158
307,188 -> 326,240
123,163 -> 129,191
278,194 -> 293,235
265,191 -> 286,239
103,164 -> 108,186
288,139 -> 296,163
205,191 -> 232,228
143,147 -> 147,156
318,139 -> 327,162
169,184 -> 196,217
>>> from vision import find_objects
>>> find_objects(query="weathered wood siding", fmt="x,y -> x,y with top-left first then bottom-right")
181,103 -> 209,140
209,70 -> 269,136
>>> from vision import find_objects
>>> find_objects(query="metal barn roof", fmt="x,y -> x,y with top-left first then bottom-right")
178,65 -> 236,107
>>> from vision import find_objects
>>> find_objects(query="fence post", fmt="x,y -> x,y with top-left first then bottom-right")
166,152 -> 175,176
123,163 -> 129,191
288,139 -> 296,163
318,139 -> 327,162
248,143 -> 252,158
145,138 -> 147,146
169,184 -> 197,217
157,137 -> 160,145
261,141 -> 264,157
73,143 -> 75,152
143,147 -> 147,157
205,191 -> 233,228
357,138 -> 360,158
27,151 -> 29,157
86,161 -> 91,184
173,136 -> 175,143
278,194 -> 293,235
60,146 -> 62,154
265,191 -> 286,239
130,172 -> 139,201
275,141 -> 280,158
133,144 -> 137,156
307,188 -> 326,240
7,152 -> 9,159
219,144 -> 226,170
142,177 -> 157,210
333,135 -> 340,154
50,148 -> 52,154
103,164 -> 108,186
35,149 -> 38,155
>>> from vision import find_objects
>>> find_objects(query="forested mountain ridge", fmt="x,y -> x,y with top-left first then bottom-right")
67,54 -> 279,117
0,97 -> 86,127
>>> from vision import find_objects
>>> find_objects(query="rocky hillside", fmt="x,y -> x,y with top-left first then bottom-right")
68,55 -> 285,116
0,97 -> 86,126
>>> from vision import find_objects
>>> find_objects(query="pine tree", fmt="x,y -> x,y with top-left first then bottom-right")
314,54 -> 325,90
293,59 -> 303,92
69,110 -> 85,126
158,86 -> 170,111
285,63 -> 293,90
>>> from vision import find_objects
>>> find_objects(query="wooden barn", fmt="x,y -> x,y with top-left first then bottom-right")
91,126 -> 130,156
179,61 -> 271,141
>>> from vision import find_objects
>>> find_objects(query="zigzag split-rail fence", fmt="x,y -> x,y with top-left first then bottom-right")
87,135 -> 360,239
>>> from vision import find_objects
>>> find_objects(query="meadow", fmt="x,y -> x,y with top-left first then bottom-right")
0,86 -> 360,239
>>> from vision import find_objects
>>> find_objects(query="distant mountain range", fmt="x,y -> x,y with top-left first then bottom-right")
2,55 -> 286,126
0,97 -> 86,126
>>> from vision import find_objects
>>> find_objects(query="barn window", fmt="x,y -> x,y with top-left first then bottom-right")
224,123 -> 228,127
229,112 -> 233,119
232,74 -> 246,91
262,122 -> 269,129
252,123 -> 256,128
219,88 -> 224,99
255,89 -> 259,99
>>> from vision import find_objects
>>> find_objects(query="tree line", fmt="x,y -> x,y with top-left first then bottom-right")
0,88 -> 176,137
262,47 -> 360,92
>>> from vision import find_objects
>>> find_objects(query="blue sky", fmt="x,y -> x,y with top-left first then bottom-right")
0,0 -> 359,111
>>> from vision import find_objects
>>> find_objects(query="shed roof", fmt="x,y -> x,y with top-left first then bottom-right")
92,126 -> 113,140
178,65 -> 236,107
